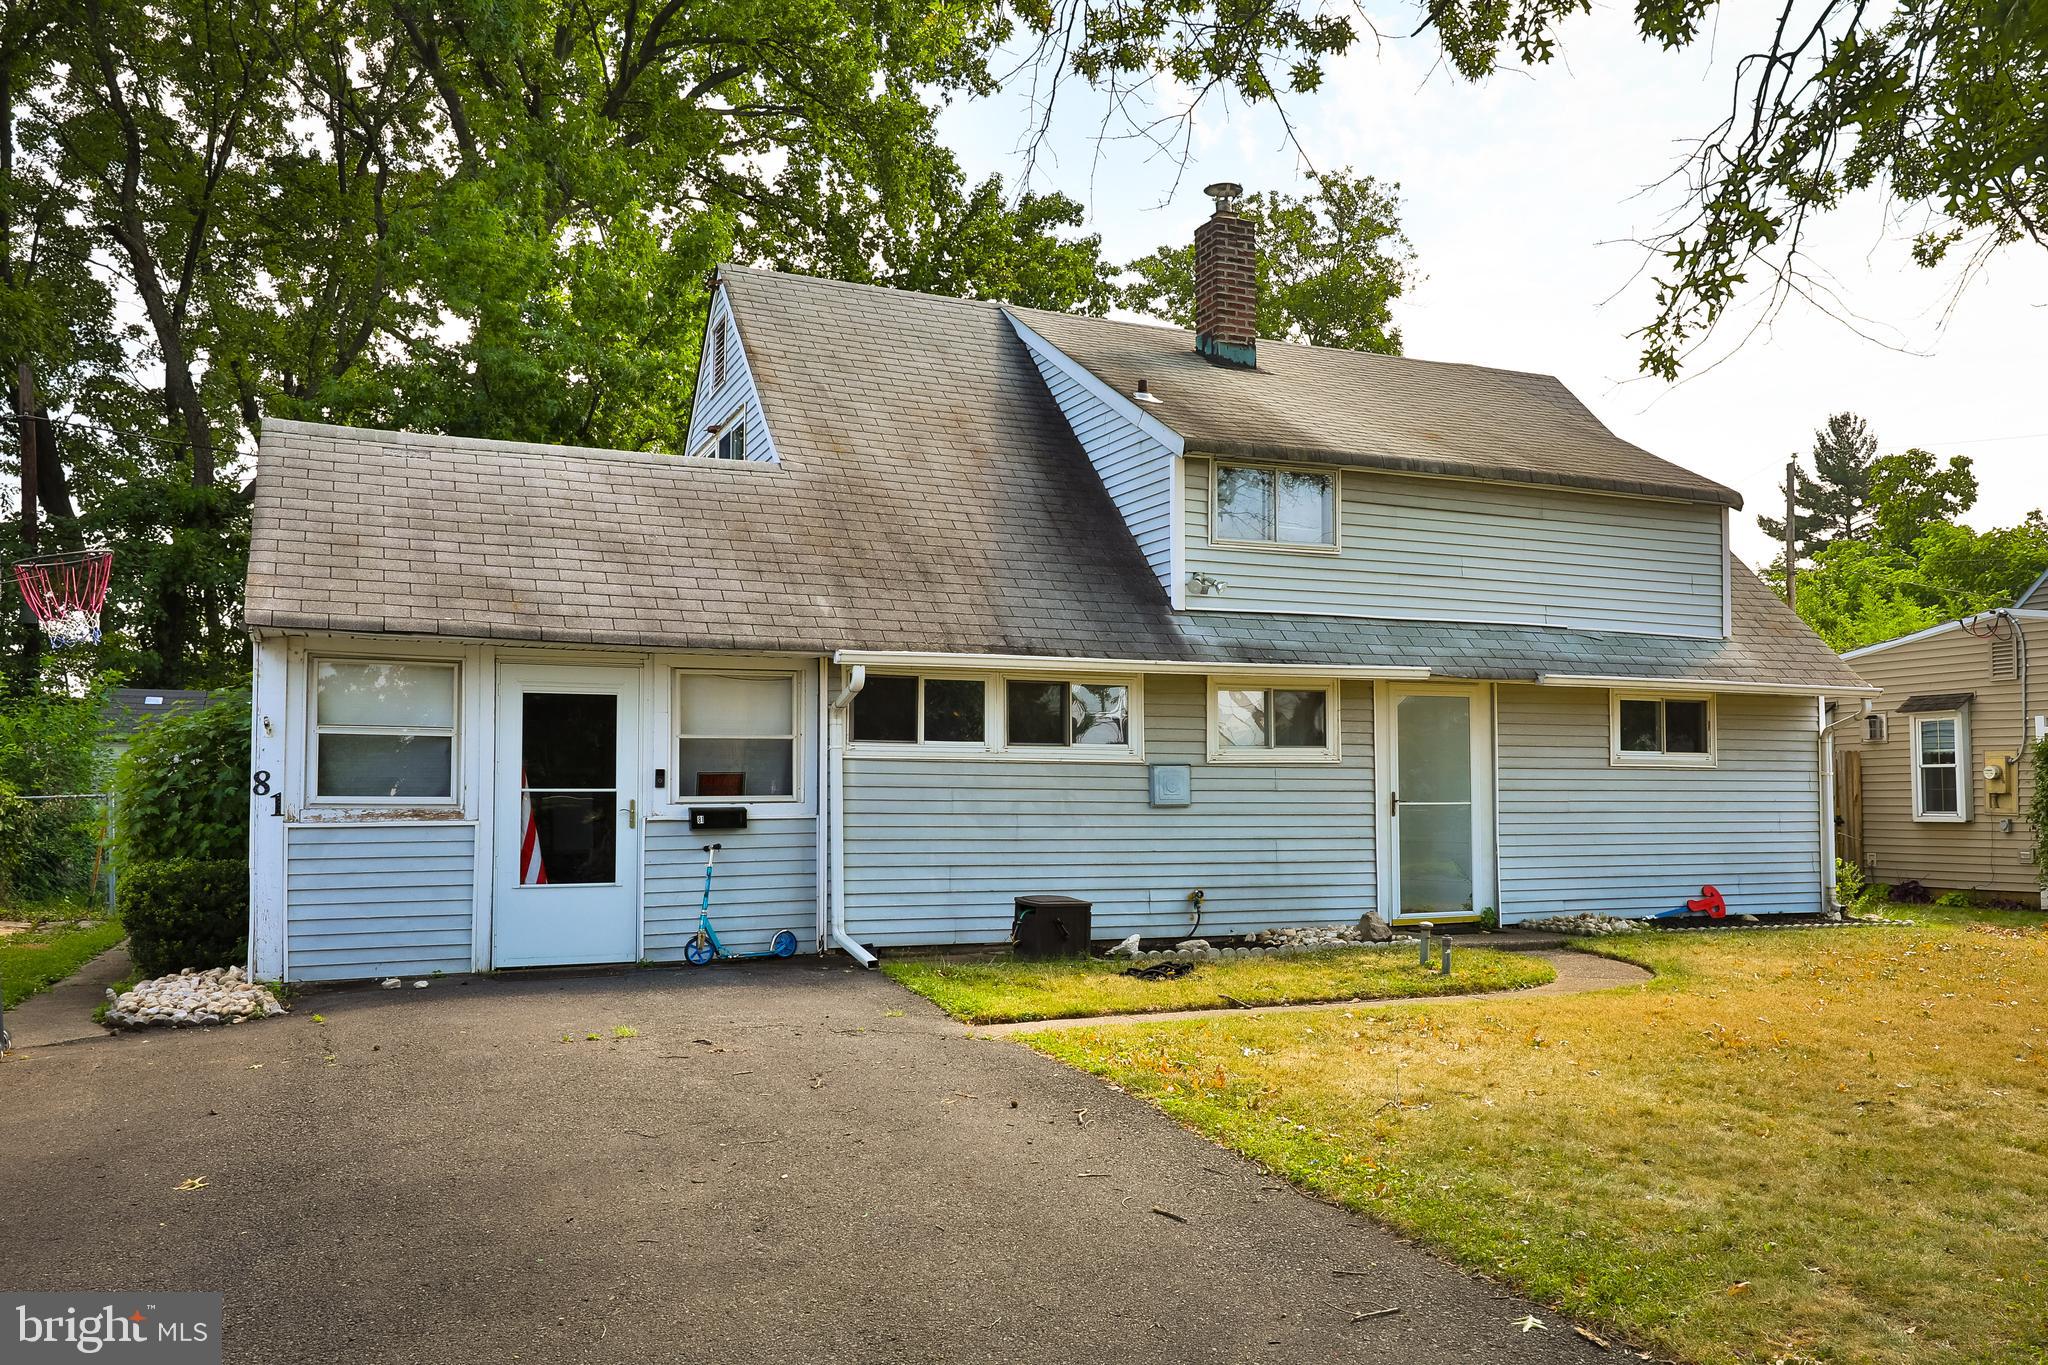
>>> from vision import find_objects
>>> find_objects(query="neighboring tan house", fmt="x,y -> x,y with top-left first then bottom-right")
1836,576 -> 2048,905
240,185 -> 1873,984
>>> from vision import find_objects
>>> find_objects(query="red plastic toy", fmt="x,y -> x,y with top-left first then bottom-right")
1685,885 -> 1728,918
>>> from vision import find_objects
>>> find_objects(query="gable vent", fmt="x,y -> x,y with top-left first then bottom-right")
1991,634 -> 2019,681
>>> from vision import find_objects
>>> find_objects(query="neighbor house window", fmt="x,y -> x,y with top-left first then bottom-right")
1609,693 -> 1715,766
313,660 -> 458,801
1213,463 -> 1336,547
1211,684 -> 1337,761
850,674 -> 987,746
675,671 -> 797,799
1006,680 -> 1129,748
1911,712 -> 1966,821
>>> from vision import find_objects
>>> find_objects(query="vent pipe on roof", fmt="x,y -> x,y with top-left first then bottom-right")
1194,182 -> 1257,369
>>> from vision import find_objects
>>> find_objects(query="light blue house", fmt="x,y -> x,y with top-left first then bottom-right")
242,186 -> 1872,981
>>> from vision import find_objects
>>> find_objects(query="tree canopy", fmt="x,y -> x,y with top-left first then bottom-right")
1761,413 -> 1978,565
1116,170 -> 1416,353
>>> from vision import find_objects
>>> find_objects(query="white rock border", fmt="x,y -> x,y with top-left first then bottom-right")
104,966 -> 287,1029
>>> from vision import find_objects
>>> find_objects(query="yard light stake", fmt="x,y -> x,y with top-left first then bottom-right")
1418,922 -> 1433,966
1440,940 -> 1453,976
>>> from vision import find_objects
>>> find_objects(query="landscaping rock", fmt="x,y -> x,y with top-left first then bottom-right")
1105,934 -> 1142,957
1520,912 -> 1645,937
103,966 -> 287,1030
1175,938 -> 1211,953
1359,912 -> 1394,942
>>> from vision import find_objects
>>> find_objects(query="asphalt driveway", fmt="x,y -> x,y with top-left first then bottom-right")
2,963 -> 1611,1363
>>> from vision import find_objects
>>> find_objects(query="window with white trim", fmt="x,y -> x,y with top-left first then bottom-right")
712,409 -> 747,461
313,660 -> 458,801
1210,683 -> 1338,761
1213,463 -> 1336,548
1911,711 -> 1966,821
674,670 -> 797,799
1006,680 -> 1129,748
1609,693 -> 1715,766
851,674 -> 987,746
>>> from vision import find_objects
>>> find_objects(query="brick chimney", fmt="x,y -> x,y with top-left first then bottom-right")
1193,182 -> 1257,368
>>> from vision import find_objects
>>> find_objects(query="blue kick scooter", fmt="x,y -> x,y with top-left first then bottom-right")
684,842 -> 800,965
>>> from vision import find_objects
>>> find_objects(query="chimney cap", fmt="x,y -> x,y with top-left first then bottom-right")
1203,182 -> 1244,209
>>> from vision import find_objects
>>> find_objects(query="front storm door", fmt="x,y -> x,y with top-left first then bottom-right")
1384,683 -> 1496,923
493,665 -> 640,967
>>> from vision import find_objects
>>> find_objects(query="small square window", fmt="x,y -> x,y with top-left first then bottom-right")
923,679 -> 986,744
1212,684 -> 1336,761
851,674 -> 917,744
675,672 -> 797,799
313,660 -> 458,801
1610,694 -> 1715,766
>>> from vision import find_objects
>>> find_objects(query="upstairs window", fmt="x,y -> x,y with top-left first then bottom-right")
1211,684 -> 1337,762
1610,693 -> 1715,767
1213,463 -> 1336,548
313,660 -> 458,801
1911,711 -> 1966,821
713,410 -> 747,461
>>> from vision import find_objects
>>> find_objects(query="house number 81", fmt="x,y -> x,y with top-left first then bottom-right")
253,771 -> 282,817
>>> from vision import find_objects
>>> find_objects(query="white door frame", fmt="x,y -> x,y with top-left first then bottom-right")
1374,680 -> 1497,924
492,662 -> 644,968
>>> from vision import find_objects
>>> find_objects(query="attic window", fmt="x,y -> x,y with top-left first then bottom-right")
712,319 -> 730,389
713,409 -> 747,461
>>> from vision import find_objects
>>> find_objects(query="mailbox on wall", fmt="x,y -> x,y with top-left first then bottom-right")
689,806 -> 749,831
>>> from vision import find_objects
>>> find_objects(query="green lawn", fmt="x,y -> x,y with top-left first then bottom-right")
1,917 -> 125,1008
882,944 -> 1554,1024
1025,908 -> 2048,1365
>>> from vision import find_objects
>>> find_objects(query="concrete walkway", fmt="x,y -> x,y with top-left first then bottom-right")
973,948 -> 1653,1036
1,961 -> 1616,1363
3,940 -> 130,1049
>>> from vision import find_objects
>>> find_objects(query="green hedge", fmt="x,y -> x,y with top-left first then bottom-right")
113,695 -> 249,866
118,858 -> 248,976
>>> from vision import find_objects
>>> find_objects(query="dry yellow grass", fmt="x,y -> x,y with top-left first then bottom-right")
1030,913 -> 2048,1364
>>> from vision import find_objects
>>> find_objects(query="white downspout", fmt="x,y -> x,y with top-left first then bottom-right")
1819,695 -> 1838,912
827,664 -> 877,967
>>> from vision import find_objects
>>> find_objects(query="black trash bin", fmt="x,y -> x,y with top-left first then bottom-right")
1012,895 -> 1092,959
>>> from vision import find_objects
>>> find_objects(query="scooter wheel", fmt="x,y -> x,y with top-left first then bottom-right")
770,930 -> 799,958
683,938 -> 715,966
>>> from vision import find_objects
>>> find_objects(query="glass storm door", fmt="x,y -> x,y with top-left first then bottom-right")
493,665 -> 640,967
1384,684 -> 1495,923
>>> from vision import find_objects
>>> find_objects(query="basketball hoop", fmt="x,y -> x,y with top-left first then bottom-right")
13,548 -> 113,648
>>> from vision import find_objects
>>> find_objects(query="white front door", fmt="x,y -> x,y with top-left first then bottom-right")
1381,683 -> 1496,924
493,664 -> 641,967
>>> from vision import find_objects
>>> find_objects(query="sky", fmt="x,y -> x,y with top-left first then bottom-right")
936,0 -> 2047,567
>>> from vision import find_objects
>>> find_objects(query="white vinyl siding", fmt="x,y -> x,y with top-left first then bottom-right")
642,819 -> 817,960
285,823 -> 476,980
1184,460 -> 1727,637
1495,686 -> 1821,920
682,286 -> 779,463
840,673 -> 1373,946
1012,318 -> 1178,598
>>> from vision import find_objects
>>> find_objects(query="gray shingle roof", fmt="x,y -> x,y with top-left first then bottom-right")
1009,304 -> 1743,509
246,266 -> 1864,692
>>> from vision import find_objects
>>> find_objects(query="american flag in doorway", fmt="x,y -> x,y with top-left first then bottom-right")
519,767 -> 548,885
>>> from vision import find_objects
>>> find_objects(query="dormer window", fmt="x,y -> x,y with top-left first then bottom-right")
1213,462 -> 1336,549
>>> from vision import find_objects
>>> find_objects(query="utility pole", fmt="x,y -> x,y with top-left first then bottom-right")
1781,458 -> 1799,611
17,360 -> 36,555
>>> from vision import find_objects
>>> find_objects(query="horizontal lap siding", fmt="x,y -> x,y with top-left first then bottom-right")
842,675 -> 1373,946
1185,461 -> 1725,637
286,824 -> 476,980
1020,340 -> 1175,595
643,819 -> 817,959
1837,620 -> 2042,894
1496,687 -> 1820,919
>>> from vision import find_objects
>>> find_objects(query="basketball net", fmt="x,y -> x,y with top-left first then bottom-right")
12,549 -> 113,648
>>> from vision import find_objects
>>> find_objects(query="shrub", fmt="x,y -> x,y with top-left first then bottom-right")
113,694 -> 250,866
1833,858 -> 1870,910
2030,737 -> 2048,893
119,858 -> 248,976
